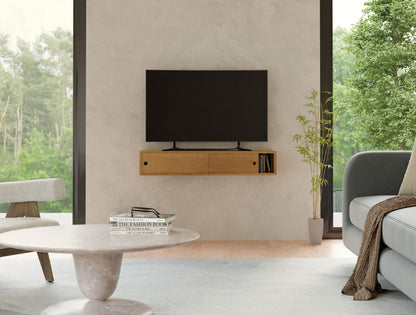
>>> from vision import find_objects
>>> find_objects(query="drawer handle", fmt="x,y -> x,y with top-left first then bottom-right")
144,161 -> 148,166
252,161 -> 256,165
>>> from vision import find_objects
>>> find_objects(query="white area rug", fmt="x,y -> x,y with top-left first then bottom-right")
0,255 -> 414,314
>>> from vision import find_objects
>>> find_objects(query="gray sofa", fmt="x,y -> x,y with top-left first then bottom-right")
343,151 -> 416,302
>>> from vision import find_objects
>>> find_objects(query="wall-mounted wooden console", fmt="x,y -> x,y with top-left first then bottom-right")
140,150 -> 276,175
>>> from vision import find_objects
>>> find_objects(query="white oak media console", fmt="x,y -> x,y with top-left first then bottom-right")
140,150 -> 276,175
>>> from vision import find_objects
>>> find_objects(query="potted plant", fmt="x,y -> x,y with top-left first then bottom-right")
292,89 -> 335,245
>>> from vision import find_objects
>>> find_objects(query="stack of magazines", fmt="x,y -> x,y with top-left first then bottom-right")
109,207 -> 176,235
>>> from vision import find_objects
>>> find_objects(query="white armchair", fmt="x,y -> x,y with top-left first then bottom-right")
0,178 -> 65,282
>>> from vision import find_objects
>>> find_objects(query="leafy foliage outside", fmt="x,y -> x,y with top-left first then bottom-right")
0,29 -> 73,213
333,0 -> 416,190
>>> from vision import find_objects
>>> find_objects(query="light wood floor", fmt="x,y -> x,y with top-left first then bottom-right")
124,239 -> 356,259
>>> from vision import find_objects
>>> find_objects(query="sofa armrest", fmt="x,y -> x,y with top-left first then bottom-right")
342,151 -> 410,229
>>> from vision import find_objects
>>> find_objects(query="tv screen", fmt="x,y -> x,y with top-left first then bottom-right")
146,70 -> 267,142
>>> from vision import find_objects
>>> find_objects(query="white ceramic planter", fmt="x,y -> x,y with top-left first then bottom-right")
308,218 -> 324,245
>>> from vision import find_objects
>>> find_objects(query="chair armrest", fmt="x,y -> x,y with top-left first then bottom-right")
0,178 -> 66,203
342,151 -> 410,228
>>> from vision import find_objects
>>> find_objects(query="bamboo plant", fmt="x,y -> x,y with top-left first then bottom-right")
292,89 -> 335,219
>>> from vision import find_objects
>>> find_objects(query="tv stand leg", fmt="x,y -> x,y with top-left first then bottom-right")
234,141 -> 251,151
162,141 -> 179,151
161,141 -> 252,151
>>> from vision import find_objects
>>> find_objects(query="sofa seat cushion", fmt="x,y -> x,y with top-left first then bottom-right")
349,195 -> 396,231
0,217 -> 59,250
382,208 -> 416,264
350,195 -> 416,264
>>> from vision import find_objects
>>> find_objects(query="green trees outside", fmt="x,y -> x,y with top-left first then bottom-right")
333,0 -> 416,190
0,29 -> 72,212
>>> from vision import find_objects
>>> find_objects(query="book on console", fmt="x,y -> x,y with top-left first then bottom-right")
265,155 -> 270,172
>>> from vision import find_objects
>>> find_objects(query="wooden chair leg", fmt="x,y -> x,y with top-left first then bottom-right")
37,252 -> 54,282
7,201 -> 40,218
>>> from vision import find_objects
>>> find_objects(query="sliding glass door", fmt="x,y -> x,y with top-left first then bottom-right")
322,0 -> 416,236
332,0 -> 366,229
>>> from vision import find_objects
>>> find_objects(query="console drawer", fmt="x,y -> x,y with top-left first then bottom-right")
208,152 -> 258,174
140,152 -> 208,175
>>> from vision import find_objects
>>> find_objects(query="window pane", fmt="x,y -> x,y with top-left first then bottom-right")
332,0 -> 416,227
0,0 -> 73,213
333,0 -> 366,227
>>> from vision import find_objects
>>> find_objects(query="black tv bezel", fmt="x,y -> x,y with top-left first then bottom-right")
145,69 -> 268,143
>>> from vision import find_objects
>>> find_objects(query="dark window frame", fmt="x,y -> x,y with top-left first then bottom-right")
73,0 -> 86,224
321,0 -> 341,238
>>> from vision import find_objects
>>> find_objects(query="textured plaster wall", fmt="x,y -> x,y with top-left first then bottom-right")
86,0 -> 320,240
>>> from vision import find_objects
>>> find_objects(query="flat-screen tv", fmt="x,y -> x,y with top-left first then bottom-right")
146,70 -> 267,142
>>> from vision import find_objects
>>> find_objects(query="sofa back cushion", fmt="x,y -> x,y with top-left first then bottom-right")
399,137 -> 416,196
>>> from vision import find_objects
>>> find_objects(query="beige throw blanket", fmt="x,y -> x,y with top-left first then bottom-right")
342,195 -> 416,300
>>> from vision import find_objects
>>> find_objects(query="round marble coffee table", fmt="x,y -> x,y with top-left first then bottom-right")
0,224 -> 199,314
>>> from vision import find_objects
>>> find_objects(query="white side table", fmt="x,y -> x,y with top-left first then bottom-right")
0,224 -> 200,314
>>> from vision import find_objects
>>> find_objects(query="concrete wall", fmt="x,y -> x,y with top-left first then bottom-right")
86,0 -> 320,240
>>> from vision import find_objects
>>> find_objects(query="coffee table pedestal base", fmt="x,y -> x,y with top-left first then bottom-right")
41,253 -> 155,314
73,253 -> 123,300
41,298 -> 154,315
